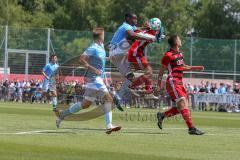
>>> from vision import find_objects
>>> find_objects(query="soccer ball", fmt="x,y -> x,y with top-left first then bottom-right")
149,18 -> 161,30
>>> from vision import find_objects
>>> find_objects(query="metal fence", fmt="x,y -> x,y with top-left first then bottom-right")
0,26 -> 240,81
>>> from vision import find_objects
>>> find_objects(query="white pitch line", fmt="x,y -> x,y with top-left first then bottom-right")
0,127 -> 239,135
0,133 -> 17,135
0,132 -> 238,136
15,130 -> 57,135
14,128 -> 185,134
124,128 -> 185,130
124,127 -> 240,130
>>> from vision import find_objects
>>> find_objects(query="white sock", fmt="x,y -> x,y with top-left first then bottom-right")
102,102 -> 113,128
105,111 -> 112,129
52,96 -> 57,108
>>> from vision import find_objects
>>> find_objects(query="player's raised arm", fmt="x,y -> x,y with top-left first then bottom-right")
158,50 -> 171,91
183,65 -> 204,71
126,30 -> 154,41
126,17 -> 162,41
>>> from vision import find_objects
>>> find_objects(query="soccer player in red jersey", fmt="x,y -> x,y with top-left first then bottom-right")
127,18 -> 162,99
157,35 -> 205,135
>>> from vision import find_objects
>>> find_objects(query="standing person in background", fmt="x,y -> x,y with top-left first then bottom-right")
198,84 -> 207,111
42,55 -> 59,112
217,83 -> 226,112
205,81 -> 211,93
3,80 -> 9,101
233,83 -> 239,94
186,83 -> 195,110
218,83 -> 226,94
226,83 -> 233,94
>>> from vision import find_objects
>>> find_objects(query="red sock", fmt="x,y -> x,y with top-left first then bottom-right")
130,75 -> 145,89
164,107 -> 180,117
180,108 -> 194,129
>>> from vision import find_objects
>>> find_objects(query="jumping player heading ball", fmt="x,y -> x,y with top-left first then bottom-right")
128,18 -> 162,99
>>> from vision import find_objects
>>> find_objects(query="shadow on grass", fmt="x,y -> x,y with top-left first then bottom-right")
60,128 -> 170,135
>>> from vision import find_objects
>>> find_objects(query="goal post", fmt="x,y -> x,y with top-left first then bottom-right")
3,26 -> 50,81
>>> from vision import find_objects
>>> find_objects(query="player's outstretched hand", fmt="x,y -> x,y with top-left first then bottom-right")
160,34 -> 166,39
199,66 -> 204,71
95,69 -> 102,75
191,66 -> 204,71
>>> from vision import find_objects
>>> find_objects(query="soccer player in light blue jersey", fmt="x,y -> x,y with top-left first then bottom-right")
42,55 -> 59,112
109,13 -> 156,103
56,28 -> 121,134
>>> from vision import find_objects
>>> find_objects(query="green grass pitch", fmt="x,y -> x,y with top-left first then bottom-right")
0,102 -> 239,160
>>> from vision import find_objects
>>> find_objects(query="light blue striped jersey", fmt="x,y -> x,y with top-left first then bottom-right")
83,42 -> 106,81
110,22 -> 137,45
42,62 -> 59,78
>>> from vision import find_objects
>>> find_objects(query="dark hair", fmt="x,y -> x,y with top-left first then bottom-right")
168,35 -> 179,47
50,54 -> 57,60
93,27 -> 104,40
125,12 -> 135,20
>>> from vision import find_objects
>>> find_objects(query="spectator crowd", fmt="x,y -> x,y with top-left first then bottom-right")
185,81 -> 240,112
0,79 -> 240,113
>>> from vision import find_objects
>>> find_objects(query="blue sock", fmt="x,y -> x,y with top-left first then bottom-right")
62,102 -> 82,118
52,97 -> 57,109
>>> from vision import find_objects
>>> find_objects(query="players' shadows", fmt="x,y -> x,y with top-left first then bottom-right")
63,127 -> 170,135
122,131 -> 170,135
32,128 -> 104,134
42,131 -> 78,134
64,127 -> 106,132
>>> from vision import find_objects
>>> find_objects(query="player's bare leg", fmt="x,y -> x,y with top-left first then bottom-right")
177,98 -> 205,135
102,94 -> 121,134
157,98 -> 204,135
110,54 -> 133,106
129,65 -> 158,99
55,99 -> 92,128
50,90 -> 57,112
55,93 -> 121,134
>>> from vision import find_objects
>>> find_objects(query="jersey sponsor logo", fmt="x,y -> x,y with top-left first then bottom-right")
176,59 -> 184,66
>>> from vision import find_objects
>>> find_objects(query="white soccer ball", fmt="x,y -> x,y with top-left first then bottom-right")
149,18 -> 161,30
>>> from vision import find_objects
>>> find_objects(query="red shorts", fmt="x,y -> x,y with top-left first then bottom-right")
165,80 -> 187,102
128,55 -> 149,70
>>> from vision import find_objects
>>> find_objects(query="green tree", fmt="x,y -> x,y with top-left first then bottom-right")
142,0 -> 196,36
194,0 -> 240,39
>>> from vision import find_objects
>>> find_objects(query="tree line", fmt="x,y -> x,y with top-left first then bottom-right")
0,0 -> 240,75
0,0 -> 239,39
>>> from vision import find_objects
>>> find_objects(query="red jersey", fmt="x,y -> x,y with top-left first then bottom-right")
128,30 -> 156,57
161,49 -> 184,82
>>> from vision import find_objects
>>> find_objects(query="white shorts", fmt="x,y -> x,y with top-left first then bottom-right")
42,78 -> 56,92
84,77 -> 109,102
110,54 -> 131,77
109,39 -> 132,76
109,38 -> 131,56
